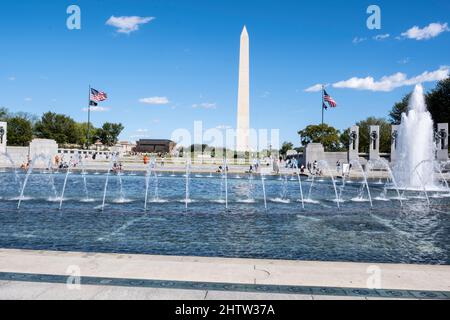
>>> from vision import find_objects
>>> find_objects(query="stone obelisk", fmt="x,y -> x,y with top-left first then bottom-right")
236,26 -> 250,152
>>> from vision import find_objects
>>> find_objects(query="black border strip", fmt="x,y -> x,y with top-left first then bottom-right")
0,272 -> 449,299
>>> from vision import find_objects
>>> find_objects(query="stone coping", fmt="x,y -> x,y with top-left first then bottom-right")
0,249 -> 449,295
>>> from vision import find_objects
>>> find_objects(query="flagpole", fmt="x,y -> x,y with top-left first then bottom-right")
87,85 -> 91,150
321,85 -> 325,126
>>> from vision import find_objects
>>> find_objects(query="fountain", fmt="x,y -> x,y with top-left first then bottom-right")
411,162 -> 431,205
394,84 -> 436,189
144,158 -> 162,210
116,171 -> 126,202
144,159 -> 153,211
318,160 -> 341,209
2,163 -> 450,265
293,163 -> 305,209
271,175 -> 290,203
433,161 -> 450,192
17,154 -> 51,209
307,172 -> 316,201
260,170 -> 267,210
101,154 -> 116,211
185,158 -> 191,210
338,175 -> 347,204
59,157 -> 74,210
224,158 -> 229,209
368,158 -> 403,206
244,172 -> 255,203
349,160 -> 373,208
78,156 -> 92,202
151,160 -> 161,202
0,152 -> 22,194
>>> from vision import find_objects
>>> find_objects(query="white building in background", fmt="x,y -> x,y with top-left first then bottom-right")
110,141 -> 136,155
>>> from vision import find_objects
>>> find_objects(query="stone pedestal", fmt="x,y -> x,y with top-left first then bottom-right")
305,143 -> 325,166
391,125 -> 399,162
369,125 -> 380,160
348,125 -> 359,162
436,123 -> 448,161
0,122 -> 7,154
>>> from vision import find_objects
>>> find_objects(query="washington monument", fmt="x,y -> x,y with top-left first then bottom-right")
236,26 -> 250,152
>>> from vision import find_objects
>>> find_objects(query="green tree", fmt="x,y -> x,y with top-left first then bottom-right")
34,112 -> 82,145
279,141 -> 294,156
298,124 -> 341,151
188,144 -> 209,153
6,116 -> 33,146
427,78 -> 450,125
97,122 -> 124,146
13,111 -> 39,125
75,122 -> 100,147
354,117 -> 391,153
389,78 -> 450,125
339,128 -> 350,150
389,94 -> 410,125
0,107 -> 8,121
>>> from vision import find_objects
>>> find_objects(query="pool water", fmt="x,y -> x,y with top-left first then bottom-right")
0,170 -> 449,265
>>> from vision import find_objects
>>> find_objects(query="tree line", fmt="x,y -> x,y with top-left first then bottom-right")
0,108 -> 124,148
279,78 -> 450,156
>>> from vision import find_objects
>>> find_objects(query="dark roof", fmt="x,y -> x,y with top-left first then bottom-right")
136,139 -> 175,144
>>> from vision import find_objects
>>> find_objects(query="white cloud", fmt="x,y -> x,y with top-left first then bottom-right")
130,134 -> 148,139
106,16 -> 155,34
139,96 -> 170,105
305,84 -> 322,92
136,129 -> 148,133
24,97 -> 32,102
401,22 -> 449,40
83,106 -> 110,112
398,57 -> 410,64
192,102 -> 217,109
331,66 -> 449,92
352,37 -> 367,44
373,34 -> 390,41
403,67 -> 450,85
304,84 -> 327,92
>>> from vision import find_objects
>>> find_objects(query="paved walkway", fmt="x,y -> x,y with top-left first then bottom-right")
0,249 -> 449,300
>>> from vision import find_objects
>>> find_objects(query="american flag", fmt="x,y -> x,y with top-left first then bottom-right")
323,90 -> 337,108
90,88 -> 108,102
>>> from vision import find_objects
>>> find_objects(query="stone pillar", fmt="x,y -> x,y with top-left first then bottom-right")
29,139 -> 58,168
348,125 -> 359,162
369,125 -> 380,160
391,125 -> 399,162
305,143 -> 325,167
436,123 -> 448,161
0,122 -> 7,153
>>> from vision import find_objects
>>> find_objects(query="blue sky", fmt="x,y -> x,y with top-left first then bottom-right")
0,0 -> 449,147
